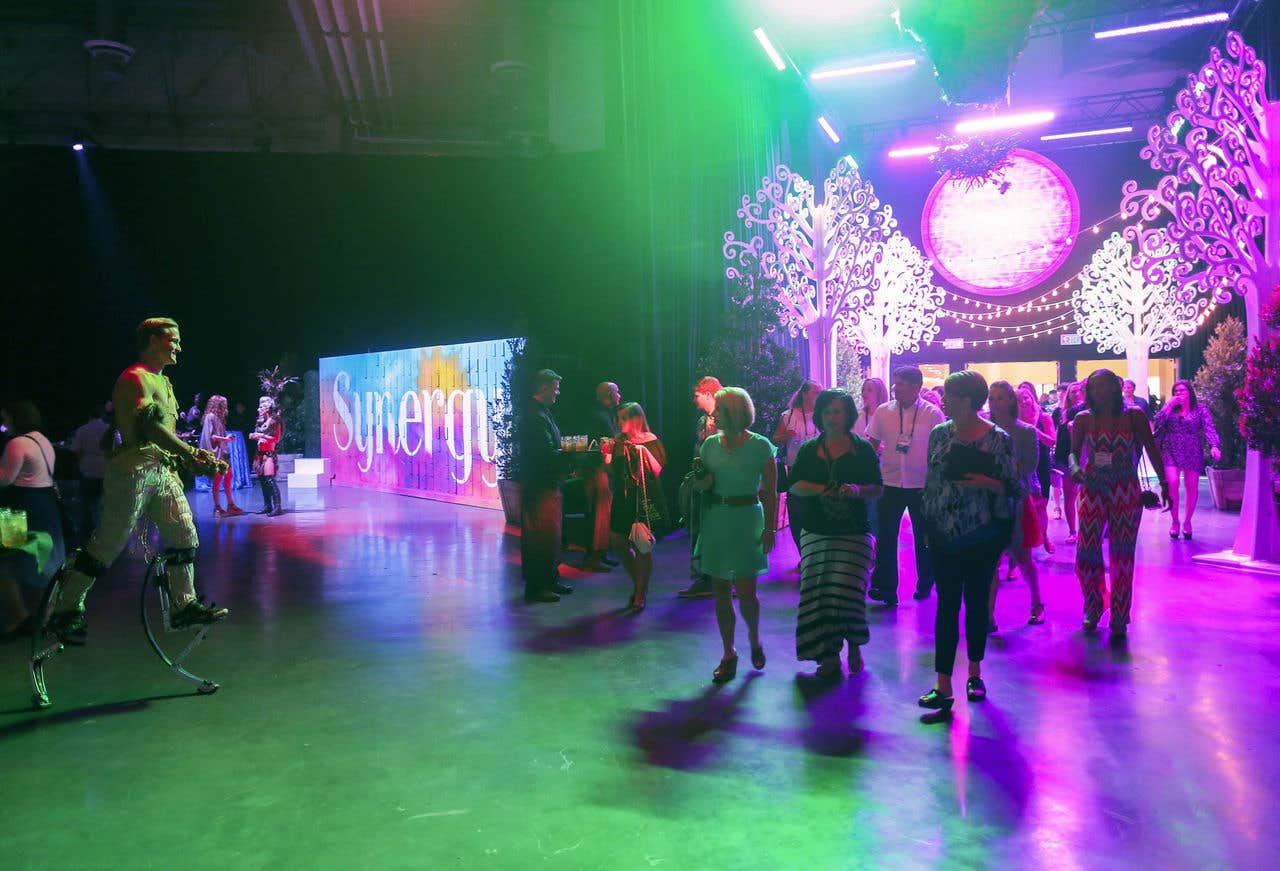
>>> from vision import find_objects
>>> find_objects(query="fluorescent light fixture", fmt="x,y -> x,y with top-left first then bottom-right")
817,116 -> 841,144
1094,12 -> 1228,40
888,144 -> 941,158
811,58 -> 916,81
887,143 -> 968,159
955,110 -> 1055,134
753,27 -> 786,71
1039,125 -> 1134,141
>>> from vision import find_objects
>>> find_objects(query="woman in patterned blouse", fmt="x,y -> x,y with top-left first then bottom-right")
1152,380 -> 1221,540
918,371 -> 1022,722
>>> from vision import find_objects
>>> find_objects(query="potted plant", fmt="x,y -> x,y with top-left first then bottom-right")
491,338 -> 530,525
1193,316 -> 1247,510
1236,291 -> 1280,505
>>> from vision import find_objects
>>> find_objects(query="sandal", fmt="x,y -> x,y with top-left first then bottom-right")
751,645 -> 766,670
712,653 -> 738,683
918,688 -> 953,710
1028,602 -> 1046,625
966,676 -> 987,702
1170,522 -> 1181,539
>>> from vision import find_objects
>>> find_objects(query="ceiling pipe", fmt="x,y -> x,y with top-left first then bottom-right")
328,1 -> 370,111
353,0 -> 387,126
310,0 -> 357,125
285,0 -> 327,87
372,0 -> 393,99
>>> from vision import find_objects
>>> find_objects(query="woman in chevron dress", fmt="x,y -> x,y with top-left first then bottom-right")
1069,370 -> 1169,639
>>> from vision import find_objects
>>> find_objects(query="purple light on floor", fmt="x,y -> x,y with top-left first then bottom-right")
72,142 -> 85,152
817,116 -> 841,144
921,148 -> 1079,296
1094,12 -> 1229,40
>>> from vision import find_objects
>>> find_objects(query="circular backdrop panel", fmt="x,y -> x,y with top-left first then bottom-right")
921,148 -> 1080,296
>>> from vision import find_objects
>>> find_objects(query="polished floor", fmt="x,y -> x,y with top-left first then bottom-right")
2,483 -> 1275,870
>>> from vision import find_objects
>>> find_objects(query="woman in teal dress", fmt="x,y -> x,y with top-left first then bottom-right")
692,387 -> 778,683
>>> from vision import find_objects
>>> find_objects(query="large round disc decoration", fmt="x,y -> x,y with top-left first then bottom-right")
921,148 -> 1079,296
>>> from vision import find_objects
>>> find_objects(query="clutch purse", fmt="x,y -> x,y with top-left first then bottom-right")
943,443 -> 997,481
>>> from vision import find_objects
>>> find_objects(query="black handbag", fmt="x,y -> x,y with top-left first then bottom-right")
23,435 -> 78,547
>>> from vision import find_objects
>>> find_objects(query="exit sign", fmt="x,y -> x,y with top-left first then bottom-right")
1060,333 -> 1083,346
943,338 -> 965,350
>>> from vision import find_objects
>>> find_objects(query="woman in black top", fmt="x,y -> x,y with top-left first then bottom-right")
786,389 -> 883,678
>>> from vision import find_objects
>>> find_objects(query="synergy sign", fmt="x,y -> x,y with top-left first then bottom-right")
319,338 -> 514,508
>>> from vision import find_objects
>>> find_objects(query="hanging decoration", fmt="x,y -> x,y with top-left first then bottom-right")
893,0 -> 1047,107
723,157 -> 896,387
929,134 -> 1021,190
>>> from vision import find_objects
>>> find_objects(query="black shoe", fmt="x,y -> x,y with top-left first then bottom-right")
966,676 -> 987,702
46,609 -> 88,645
551,581 -> 574,595
524,589 -> 560,603
918,688 -> 954,710
601,555 -> 620,567
751,645 -> 766,670
712,654 -> 738,683
678,578 -> 714,599
170,600 -> 229,629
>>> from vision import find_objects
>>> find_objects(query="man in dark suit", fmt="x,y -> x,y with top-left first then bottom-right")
518,369 -> 574,603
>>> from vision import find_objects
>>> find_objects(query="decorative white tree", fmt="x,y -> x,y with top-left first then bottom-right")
1071,231 -> 1209,391
1120,31 -> 1279,566
842,232 -> 944,384
724,157 -> 896,387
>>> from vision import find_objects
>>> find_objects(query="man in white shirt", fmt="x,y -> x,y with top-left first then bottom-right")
865,366 -> 945,605
70,405 -> 111,539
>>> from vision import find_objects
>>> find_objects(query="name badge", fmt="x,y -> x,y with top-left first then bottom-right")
1094,451 -> 1113,468
895,436 -> 911,455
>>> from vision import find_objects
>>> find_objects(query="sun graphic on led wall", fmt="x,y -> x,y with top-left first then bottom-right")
921,148 -> 1080,296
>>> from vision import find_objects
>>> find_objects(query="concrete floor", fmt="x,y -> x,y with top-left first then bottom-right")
2,483 -> 1275,870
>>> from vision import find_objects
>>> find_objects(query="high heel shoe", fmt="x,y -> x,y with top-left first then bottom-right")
1182,526 -> 1193,540
750,645 -> 766,670
630,596 -> 646,613
1169,523 -> 1181,540
1028,602 -> 1046,625
712,654 -> 738,683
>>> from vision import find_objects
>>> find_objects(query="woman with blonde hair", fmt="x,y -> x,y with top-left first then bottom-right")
691,387 -> 778,682
606,403 -> 667,612
200,395 -> 242,517
855,378 -> 889,439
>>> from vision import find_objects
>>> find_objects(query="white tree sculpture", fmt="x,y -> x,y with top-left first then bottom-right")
1072,231 -> 1209,391
1120,31 -> 1279,566
724,157 -> 896,387
843,232 -> 944,384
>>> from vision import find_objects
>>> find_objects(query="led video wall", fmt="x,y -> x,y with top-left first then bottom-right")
319,338 -> 515,508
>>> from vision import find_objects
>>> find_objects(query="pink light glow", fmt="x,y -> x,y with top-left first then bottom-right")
955,110 -> 1055,135
921,148 -> 1080,296
888,143 -> 967,159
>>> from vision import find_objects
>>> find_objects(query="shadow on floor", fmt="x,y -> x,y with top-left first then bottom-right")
626,674 -> 759,770
793,671 -> 872,758
0,691 -> 200,736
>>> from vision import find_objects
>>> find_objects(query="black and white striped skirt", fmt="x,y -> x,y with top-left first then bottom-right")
796,530 -> 875,662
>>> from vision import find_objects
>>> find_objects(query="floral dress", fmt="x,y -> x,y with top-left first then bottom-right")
1153,404 -> 1219,474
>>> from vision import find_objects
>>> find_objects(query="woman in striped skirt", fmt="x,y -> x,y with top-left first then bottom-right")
785,389 -> 883,678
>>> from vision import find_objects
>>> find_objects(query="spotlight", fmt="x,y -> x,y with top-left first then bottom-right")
72,142 -> 85,152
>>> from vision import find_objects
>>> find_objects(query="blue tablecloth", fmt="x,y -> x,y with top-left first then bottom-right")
195,430 -> 252,491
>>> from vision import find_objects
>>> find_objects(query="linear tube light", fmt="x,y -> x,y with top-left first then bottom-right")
753,27 -> 786,71
1040,125 -> 1134,141
955,110 -> 1055,135
811,58 -> 916,81
817,116 -> 841,144
887,143 -> 968,159
1094,12 -> 1228,40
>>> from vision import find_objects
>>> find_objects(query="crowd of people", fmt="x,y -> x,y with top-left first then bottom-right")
515,363 -> 1220,721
